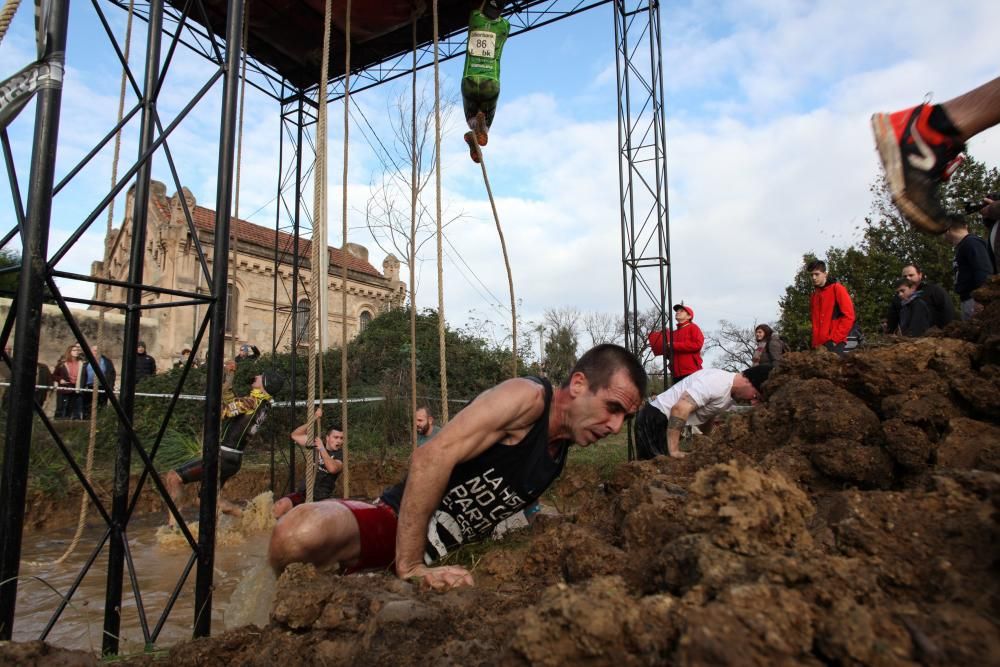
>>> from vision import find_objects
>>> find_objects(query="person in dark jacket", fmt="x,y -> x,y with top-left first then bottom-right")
885,264 -> 955,333
944,216 -> 993,319
978,194 -> 999,273
134,341 -> 156,385
647,303 -> 704,384
751,324 -> 787,366
81,344 -> 116,410
808,260 -> 855,355
894,278 -> 933,337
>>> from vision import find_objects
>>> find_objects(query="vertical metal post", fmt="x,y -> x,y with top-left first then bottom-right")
101,0 -> 164,654
193,0 -> 244,638
615,0 -> 671,458
288,95 -> 304,491
0,0 -> 70,639
269,92 -> 286,494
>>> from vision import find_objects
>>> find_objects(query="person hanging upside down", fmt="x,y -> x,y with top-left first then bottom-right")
268,344 -> 646,591
461,1 -> 510,164
164,371 -> 283,527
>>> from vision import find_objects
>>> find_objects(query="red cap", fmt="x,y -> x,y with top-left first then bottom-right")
673,304 -> 694,319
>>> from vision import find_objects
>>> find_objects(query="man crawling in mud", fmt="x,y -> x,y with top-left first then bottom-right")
633,365 -> 772,460
268,344 -> 646,591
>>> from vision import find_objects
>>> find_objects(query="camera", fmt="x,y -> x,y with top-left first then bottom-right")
964,193 -> 1000,214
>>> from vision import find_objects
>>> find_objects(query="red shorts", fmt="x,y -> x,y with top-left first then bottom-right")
334,499 -> 398,574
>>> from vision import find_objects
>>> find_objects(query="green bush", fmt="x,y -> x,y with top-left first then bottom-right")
21,307 -> 532,491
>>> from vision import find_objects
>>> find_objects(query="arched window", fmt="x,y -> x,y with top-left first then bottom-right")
295,299 -> 311,342
226,284 -> 238,334
359,310 -> 373,332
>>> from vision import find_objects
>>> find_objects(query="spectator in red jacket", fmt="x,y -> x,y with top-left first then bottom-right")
648,303 -> 704,383
808,259 -> 855,356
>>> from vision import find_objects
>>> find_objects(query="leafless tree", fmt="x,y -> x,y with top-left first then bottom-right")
582,311 -> 622,347
543,306 -> 581,338
364,84 -> 462,295
704,319 -> 758,371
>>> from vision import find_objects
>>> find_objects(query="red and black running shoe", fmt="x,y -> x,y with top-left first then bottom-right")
871,104 -> 965,234
464,131 -> 481,163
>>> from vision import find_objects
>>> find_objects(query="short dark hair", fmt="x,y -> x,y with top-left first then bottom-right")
894,277 -> 916,289
742,364 -> 773,393
564,343 -> 647,397
902,262 -> 922,275
415,405 -> 433,418
326,421 -> 343,435
947,215 -> 969,230
755,324 -> 773,340
806,259 -> 827,273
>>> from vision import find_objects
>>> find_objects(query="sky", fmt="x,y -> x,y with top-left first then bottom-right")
1,0 -> 999,365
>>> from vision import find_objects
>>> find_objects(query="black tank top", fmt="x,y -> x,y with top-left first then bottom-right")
380,377 -> 568,563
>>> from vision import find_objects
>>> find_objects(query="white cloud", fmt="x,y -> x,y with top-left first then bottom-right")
3,0 -> 998,369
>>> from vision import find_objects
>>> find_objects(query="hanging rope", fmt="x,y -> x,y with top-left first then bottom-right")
407,15 -> 418,450
0,0 -> 21,46
24,0 -> 136,568
228,0 -> 250,362
432,0 -> 450,418
303,0 -> 334,503
471,143 -> 517,377
339,0 -> 351,497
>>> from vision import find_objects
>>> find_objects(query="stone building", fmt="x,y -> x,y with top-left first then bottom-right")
90,181 -> 405,365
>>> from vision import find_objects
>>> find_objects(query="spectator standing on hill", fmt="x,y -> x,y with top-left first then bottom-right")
944,216 -> 992,320
808,260 -> 855,356
894,278 -> 933,337
134,341 -> 156,384
980,195 -> 1000,272
751,324 -> 787,366
648,303 -> 704,384
885,264 -> 954,333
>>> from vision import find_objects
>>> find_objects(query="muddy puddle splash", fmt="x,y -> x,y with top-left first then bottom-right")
13,492 -> 278,653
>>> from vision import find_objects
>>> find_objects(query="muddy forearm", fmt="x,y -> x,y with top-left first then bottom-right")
395,449 -> 452,577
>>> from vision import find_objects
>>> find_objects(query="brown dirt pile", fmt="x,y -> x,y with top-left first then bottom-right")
17,278 -> 1000,666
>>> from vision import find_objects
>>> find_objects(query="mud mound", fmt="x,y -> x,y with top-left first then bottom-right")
49,282 -> 1000,664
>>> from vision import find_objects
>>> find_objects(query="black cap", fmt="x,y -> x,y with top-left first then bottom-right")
261,370 -> 284,395
742,364 -> 773,393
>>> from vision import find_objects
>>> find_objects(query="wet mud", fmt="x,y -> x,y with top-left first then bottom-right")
8,278 -> 1000,666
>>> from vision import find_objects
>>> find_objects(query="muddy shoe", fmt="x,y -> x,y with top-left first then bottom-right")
871,104 -> 965,234
464,131 -> 482,163
473,111 -> 489,146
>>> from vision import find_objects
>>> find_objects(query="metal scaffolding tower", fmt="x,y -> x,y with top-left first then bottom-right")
0,0 -> 670,650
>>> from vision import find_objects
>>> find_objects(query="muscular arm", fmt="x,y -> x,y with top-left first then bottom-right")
666,393 -> 697,458
395,378 -> 545,589
316,445 -> 343,475
290,408 -> 323,446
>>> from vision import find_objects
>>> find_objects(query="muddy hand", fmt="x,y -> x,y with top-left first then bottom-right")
406,564 -> 474,591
